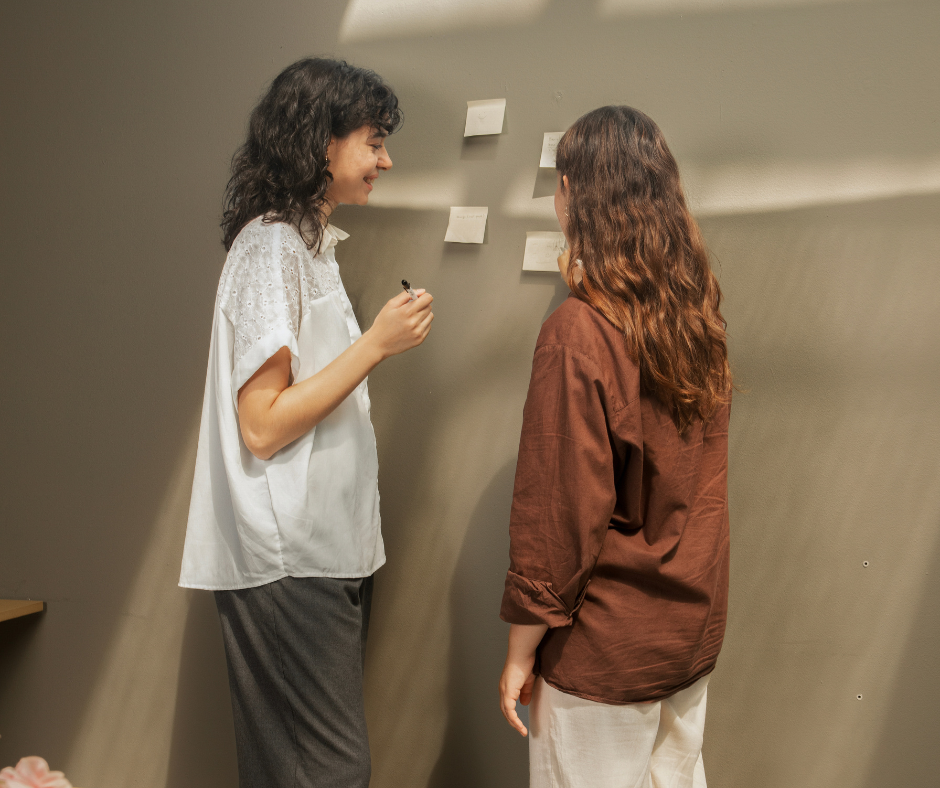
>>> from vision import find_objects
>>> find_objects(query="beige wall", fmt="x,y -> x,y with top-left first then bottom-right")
2,1 -> 939,786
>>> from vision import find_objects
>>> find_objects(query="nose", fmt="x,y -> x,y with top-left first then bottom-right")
379,147 -> 392,171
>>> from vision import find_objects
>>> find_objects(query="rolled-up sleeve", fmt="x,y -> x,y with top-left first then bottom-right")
500,341 -> 618,628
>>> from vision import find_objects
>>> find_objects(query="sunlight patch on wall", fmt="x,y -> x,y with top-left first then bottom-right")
502,155 -> 940,219
368,170 -> 467,211
66,422 -> 199,788
339,0 -> 550,42
684,154 -> 940,215
598,0 -> 863,16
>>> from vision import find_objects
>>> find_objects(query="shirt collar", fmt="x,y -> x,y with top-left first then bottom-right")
318,223 -> 350,255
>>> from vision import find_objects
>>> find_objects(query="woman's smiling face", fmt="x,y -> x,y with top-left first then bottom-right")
324,125 -> 393,209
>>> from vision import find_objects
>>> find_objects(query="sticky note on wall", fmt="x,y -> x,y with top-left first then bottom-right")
539,132 -> 564,168
445,207 -> 488,243
464,99 -> 506,136
522,231 -> 567,271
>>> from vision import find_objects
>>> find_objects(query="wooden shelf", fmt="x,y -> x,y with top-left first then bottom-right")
0,599 -> 45,623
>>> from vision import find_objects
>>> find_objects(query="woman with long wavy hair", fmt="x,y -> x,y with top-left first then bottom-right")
179,58 -> 433,787
499,106 -> 732,788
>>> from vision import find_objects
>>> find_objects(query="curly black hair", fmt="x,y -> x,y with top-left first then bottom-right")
221,57 -> 403,252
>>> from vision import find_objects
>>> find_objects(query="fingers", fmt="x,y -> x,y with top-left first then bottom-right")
376,288 -> 433,355
389,290 -> 413,308
404,312 -> 433,349
501,696 -> 528,737
417,310 -> 434,335
407,292 -> 433,313
519,673 -> 536,706
499,667 -> 531,738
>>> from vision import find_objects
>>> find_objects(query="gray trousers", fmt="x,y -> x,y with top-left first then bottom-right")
215,575 -> 374,788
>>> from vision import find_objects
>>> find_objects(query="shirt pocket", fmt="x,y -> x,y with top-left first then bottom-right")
296,291 -> 352,382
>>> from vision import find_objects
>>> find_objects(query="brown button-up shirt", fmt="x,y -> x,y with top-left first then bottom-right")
500,294 -> 730,704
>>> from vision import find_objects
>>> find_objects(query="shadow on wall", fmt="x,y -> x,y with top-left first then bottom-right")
164,593 -> 238,788
331,201 -> 569,787
426,460 -> 528,788
0,614 -> 45,713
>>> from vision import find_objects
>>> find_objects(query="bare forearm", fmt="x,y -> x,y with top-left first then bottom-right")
241,333 -> 383,459
508,623 -> 548,662
239,289 -> 433,460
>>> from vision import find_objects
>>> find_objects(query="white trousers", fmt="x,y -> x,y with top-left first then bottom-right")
529,675 -> 709,788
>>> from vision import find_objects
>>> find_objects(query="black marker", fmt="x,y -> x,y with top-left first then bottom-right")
401,279 -> 417,301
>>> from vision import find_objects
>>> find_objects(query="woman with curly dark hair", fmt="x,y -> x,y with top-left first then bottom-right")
499,106 -> 731,788
179,58 -> 433,788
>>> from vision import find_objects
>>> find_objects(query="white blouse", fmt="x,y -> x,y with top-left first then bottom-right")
179,216 -> 385,590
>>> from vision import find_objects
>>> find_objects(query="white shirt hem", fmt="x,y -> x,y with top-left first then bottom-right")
179,556 -> 387,591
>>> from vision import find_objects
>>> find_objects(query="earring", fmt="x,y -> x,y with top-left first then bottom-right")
325,155 -> 330,167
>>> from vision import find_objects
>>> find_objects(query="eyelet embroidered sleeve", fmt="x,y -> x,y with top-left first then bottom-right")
218,219 -> 305,407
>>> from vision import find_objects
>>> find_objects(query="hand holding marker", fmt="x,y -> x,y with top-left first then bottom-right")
366,279 -> 432,359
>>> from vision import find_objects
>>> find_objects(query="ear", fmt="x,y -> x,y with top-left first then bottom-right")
326,136 -> 338,163
562,174 -> 570,191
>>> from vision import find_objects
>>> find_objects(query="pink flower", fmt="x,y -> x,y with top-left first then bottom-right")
0,758 -> 73,788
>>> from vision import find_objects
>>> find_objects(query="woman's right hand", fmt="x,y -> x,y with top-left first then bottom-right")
499,654 -> 536,737
499,622 -> 548,737
237,289 -> 432,460
365,289 -> 434,359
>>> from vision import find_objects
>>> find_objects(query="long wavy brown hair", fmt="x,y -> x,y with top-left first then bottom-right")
556,106 -> 731,434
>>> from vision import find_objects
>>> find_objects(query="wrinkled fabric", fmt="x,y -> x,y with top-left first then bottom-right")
529,675 -> 709,788
215,576 -> 374,787
501,294 -> 730,703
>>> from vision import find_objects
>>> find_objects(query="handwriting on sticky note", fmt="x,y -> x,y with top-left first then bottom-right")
539,132 -> 564,168
522,231 -> 568,271
444,207 -> 489,244
464,99 -> 506,137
